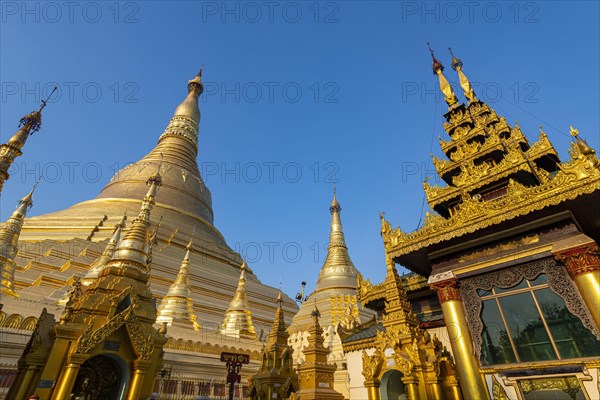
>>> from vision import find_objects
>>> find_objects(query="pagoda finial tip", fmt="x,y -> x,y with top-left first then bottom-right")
427,42 -> 444,74
449,47 -> 463,70
570,125 -> 579,138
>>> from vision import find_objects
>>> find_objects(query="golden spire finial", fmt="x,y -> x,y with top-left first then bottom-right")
448,47 -> 477,103
316,191 -> 359,292
156,234 -> 201,330
427,43 -> 458,108
0,88 -> 56,193
0,181 -> 40,297
570,125 -> 580,138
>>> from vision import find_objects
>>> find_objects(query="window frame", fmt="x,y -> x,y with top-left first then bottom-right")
459,258 -> 599,365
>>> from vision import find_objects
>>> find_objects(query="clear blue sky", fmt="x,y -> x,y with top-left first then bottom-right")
1,1 -> 599,299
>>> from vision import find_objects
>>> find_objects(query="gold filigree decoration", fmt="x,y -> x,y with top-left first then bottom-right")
519,376 -> 580,396
361,348 -> 383,380
492,375 -> 509,400
384,138 -> 600,259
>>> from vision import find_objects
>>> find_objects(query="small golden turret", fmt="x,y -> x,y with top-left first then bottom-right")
295,305 -> 344,400
0,87 -> 56,193
0,181 -> 39,297
449,48 -> 478,103
220,260 -> 257,340
315,191 -> 359,292
156,238 -> 201,330
109,163 -> 162,270
249,292 -> 299,399
82,213 -> 127,285
428,43 -> 458,109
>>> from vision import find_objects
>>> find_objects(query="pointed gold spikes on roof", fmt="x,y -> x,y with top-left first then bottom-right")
428,43 -> 458,109
156,238 -> 201,330
449,48 -> 478,103
82,213 -> 127,285
220,260 -> 257,340
315,191 -> 359,292
0,181 -> 39,297
109,166 -> 162,270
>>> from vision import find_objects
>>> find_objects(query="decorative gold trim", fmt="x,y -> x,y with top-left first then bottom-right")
383,132 -> 600,260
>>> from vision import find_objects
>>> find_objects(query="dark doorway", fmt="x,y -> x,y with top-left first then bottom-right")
70,355 -> 123,400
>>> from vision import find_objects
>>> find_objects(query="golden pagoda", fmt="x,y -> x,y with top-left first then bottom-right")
7,166 -> 167,400
0,70 -> 297,390
220,260 -> 258,340
288,192 -> 374,398
377,46 -> 600,399
249,292 -> 298,399
295,305 -> 344,400
0,183 -> 38,298
156,238 -> 201,330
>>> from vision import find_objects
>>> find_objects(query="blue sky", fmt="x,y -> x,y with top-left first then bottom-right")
1,1 -> 599,299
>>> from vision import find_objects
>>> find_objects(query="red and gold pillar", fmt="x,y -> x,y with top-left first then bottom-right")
554,242 -> 600,331
430,276 -> 489,400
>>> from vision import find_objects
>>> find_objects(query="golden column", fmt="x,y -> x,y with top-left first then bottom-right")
127,360 -> 151,400
429,274 -> 489,400
554,242 -> 600,331
52,354 -> 87,400
364,381 -> 381,400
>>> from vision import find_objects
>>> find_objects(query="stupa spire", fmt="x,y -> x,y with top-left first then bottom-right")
268,291 -> 288,345
428,43 -> 458,109
82,213 -> 127,285
315,191 -> 358,292
159,67 -> 204,151
0,180 -> 39,297
108,165 -> 162,270
156,238 -> 201,330
94,68 -> 219,227
449,48 -> 478,103
220,260 -> 257,340
0,87 -> 56,193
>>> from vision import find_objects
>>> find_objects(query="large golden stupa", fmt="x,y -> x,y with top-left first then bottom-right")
0,70 -> 298,395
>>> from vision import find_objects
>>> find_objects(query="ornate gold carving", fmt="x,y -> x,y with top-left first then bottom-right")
492,375 -> 509,400
384,136 -> 600,259
460,258 -> 599,361
519,376 -> 580,396
430,278 -> 461,303
554,243 -> 600,277
361,348 -> 383,380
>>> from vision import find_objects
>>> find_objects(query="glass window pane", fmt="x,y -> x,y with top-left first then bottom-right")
529,274 -> 548,286
498,292 -> 557,362
534,288 -> 600,359
480,299 -> 517,365
495,278 -> 527,293
477,288 -> 493,297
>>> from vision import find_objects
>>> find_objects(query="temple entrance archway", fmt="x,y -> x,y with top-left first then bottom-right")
70,354 -> 127,400
380,369 -> 407,400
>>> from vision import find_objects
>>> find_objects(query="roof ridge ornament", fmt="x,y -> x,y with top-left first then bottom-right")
448,47 -> 477,103
427,43 -> 458,109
